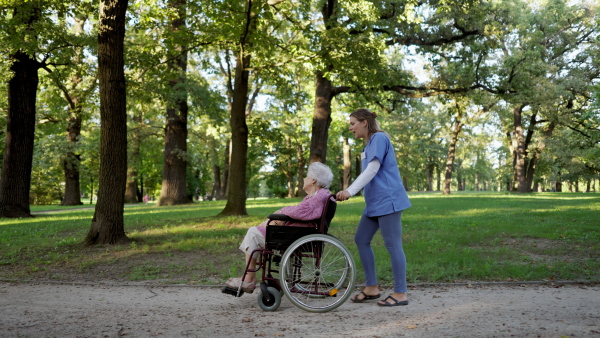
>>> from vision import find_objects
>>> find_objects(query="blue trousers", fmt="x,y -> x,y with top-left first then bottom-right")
355,211 -> 407,293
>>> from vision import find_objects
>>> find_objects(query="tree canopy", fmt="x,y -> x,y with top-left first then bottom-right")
0,0 -> 598,224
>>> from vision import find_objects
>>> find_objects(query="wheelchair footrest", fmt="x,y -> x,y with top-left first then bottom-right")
221,286 -> 244,297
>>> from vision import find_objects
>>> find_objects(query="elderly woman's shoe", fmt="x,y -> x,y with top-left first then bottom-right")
225,277 -> 256,293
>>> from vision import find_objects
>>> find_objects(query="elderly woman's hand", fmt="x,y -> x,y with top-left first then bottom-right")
336,190 -> 350,201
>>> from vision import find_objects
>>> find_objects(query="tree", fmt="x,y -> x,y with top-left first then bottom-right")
256,64 -> 314,197
157,0 -> 191,206
124,108 -> 143,203
305,0 -> 487,164
219,44 -> 252,215
308,0 -> 354,164
3,0 -> 598,213
1,1 -> 100,211
85,0 -> 129,245
48,12 -> 97,206
486,0 -> 599,192
442,100 -> 465,194
0,3 -> 44,218
217,0 -> 282,215
30,118 -> 64,204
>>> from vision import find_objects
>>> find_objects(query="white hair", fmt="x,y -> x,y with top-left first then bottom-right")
307,162 -> 333,189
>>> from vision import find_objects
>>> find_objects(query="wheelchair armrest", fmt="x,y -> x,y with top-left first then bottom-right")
267,214 -> 295,221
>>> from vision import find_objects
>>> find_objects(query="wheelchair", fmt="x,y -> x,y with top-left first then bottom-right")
222,194 -> 356,313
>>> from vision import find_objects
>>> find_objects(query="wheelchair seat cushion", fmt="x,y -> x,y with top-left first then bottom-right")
257,189 -> 333,238
265,194 -> 337,251
265,225 -> 319,250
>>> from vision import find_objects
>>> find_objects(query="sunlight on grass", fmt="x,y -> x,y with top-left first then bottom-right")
1,192 -> 599,284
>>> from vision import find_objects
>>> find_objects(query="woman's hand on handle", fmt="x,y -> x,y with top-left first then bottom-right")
336,190 -> 350,201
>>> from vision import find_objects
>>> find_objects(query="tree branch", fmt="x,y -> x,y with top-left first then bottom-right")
385,20 -> 480,46
382,84 -> 483,98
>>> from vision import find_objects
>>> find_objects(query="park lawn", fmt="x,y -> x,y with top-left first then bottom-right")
0,192 -> 598,286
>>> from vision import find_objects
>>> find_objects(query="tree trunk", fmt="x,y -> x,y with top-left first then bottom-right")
507,130 -> 517,191
124,169 -> 139,203
0,50 -> 40,218
158,0 -> 190,206
283,137 -> 295,198
59,15 -> 87,206
521,112 -> 537,192
85,0 -> 129,245
286,172 -> 295,198
525,121 -> 555,192
512,104 -> 529,193
426,162 -> 435,191
524,152 -> 537,193
308,0 -> 350,164
212,165 -> 221,200
61,151 -> 83,206
220,140 -> 230,200
89,178 -> 94,204
436,165 -> 441,191
443,116 -> 463,195
309,71 -> 335,164
158,102 -> 190,205
61,94 -> 83,206
219,52 -> 251,216
219,0 -> 263,215
124,109 -> 142,203
342,137 -> 351,189
139,175 -> 144,201
296,144 -> 306,197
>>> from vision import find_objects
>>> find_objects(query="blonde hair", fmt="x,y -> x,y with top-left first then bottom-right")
350,108 -> 383,139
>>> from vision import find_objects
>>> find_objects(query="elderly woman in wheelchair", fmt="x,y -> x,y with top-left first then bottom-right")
225,162 -> 334,293
224,162 -> 357,313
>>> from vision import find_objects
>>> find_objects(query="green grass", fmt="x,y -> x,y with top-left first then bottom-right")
1,192 -> 599,285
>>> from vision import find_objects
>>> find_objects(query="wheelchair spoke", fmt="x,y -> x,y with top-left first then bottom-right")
280,235 -> 356,312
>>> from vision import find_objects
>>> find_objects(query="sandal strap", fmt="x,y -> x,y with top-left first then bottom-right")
384,295 -> 400,304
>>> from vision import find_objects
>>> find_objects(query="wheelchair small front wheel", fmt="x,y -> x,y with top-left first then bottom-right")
257,286 -> 282,312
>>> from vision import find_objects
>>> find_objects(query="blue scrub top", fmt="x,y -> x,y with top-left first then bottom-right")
362,132 -> 411,217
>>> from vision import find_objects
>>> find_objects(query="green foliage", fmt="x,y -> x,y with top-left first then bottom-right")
264,174 -> 288,198
0,0 -> 598,210
30,124 -> 65,204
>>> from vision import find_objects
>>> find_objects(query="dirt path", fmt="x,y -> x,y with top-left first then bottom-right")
1,281 -> 599,337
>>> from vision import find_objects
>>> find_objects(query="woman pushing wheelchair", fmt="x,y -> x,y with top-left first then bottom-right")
336,108 -> 412,307
224,162 -> 334,294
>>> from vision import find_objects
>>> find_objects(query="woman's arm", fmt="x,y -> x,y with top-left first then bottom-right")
336,159 -> 380,201
347,159 -> 380,196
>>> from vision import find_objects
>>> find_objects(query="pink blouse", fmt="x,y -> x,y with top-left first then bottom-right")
257,188 -> 333,237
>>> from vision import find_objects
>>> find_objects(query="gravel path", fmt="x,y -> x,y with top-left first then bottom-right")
1,281 -> 599,337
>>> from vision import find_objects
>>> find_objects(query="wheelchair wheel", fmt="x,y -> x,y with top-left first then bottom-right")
280,234 -> 356,313
257,286 -> 282,312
